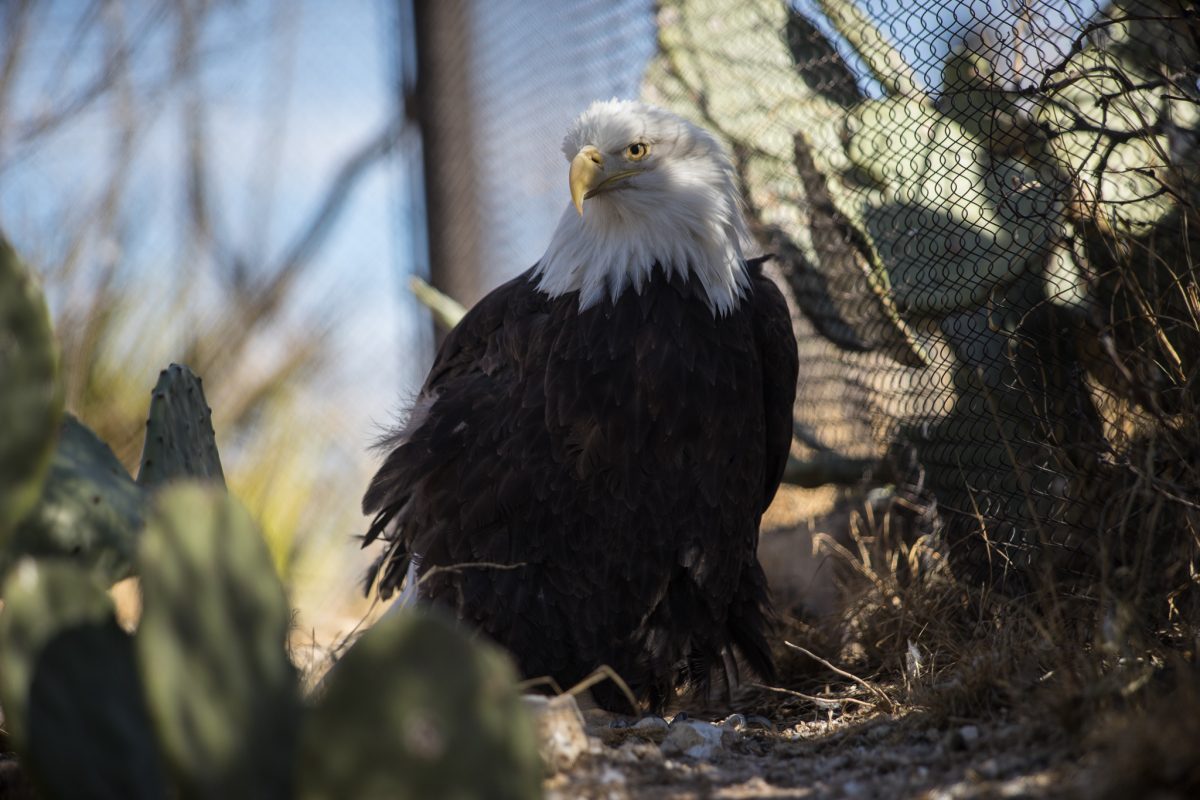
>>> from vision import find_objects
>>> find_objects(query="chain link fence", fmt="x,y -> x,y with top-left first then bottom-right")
420,0 -> 1199,594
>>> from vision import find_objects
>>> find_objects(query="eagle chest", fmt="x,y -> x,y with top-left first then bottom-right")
535,278 -> 767,527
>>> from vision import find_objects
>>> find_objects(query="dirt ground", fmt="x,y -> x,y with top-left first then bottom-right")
547,704 -> 1087,800
536,485 -> 1197,800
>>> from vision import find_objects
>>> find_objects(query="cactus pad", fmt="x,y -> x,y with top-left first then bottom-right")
846,97 -> 1059,314
4,415 -> 145,583
298,611 -> 542,800
0,560 -> 114,743
136,483 -> 298,798
136,363 -> 225,489
0,236 -> 62,544
0,560 -> 167,797
26,618 -> 167,799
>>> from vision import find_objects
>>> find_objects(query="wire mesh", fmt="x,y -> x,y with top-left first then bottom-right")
421,0 -> 1200,591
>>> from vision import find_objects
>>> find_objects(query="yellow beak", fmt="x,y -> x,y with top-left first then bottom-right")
569,145 -> 603,216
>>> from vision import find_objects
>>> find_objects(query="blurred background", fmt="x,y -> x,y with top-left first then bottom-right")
3,0 -> 1193,649
4,0 -> 415,641
0,0 -> 660,643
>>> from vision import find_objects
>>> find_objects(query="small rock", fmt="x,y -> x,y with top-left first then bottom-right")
867,723 -> 893,741
719,713 -> 746,730
943,724 -> 982,753
613,739 -> 664,764
633,715 -> 669,732
597,765 -> 627,785
661,719 -> 725,759
523,694 -> 593,774
745,715 -> 776,732
581,706 -> 617,728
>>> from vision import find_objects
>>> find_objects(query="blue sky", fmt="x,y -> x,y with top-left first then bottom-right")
1,1 -> 410,447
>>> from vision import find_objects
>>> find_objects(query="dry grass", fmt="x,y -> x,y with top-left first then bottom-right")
757,212 -> 1200,795
1089,681 -> 1200,799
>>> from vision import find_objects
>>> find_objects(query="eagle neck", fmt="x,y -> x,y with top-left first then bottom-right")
533,200 -> 750,316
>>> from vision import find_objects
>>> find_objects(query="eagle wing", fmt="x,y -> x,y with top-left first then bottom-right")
717,257 -> 799,685
749,258 -> 800,511
364,261 -> 798,595
361,267 -> 548,597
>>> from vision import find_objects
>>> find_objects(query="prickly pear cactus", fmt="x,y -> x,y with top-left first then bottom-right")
136,363 -> 225,489
845,96 -> 1059,314
0,560 -> 166,798
25,618 -> 167,799
0,236 -> 62,544
4,415 -> 145,583
1038,0 -> 1198,236
298,611 -> 542,800
136,483 -> 299,799
0,560 -> 112,743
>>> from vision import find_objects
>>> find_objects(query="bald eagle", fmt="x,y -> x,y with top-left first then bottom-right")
363,100 -> 798,712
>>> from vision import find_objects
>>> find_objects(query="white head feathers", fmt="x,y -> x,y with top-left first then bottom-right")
534,99 -> 751,316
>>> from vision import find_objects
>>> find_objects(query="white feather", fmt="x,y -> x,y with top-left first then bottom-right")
388,551 -> 424,614
534,99 -> 751,316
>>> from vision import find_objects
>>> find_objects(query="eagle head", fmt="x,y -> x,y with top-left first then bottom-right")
535,99 -> 750,316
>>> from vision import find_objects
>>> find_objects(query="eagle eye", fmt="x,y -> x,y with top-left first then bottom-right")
624,142 -> 649,161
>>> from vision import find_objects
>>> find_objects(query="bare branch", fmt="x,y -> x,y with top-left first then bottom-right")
203,116 -> 403,372
784,641 -> 896,711
0,0 -> 36,153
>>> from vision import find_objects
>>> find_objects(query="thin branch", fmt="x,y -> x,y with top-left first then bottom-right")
416,560 -> 526,588
243,0 -> 300,271
410,275 -> 467,330
1039,14 -> 1190,89
517,675 -> 566,695
194,116 -> 404,391
785,641 -> 895,711
750,682 -> 876,710
273,116 -> 404,284
0,0 -> 36,152
562,665 -> 639,712
10,3 -> 168,151
234,115 -> 404,324
60,0 -> 141,411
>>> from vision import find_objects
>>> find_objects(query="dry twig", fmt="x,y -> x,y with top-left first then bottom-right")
785,641 -> 896,712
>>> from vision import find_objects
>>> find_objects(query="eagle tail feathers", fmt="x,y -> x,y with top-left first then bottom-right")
726,568 -> 778,686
